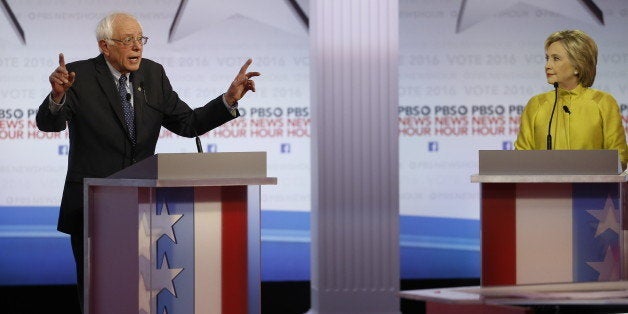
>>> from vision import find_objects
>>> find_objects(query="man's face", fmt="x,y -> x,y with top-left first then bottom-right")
100,16 -> 143,74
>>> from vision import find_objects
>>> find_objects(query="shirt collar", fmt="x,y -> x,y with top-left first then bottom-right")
558,83 -> 585,97
105,60 -> 128,84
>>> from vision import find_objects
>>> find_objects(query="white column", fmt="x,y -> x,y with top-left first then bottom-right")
309,0 -> 399,313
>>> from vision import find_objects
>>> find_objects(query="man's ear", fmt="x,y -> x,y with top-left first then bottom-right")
99,40 -> 109,56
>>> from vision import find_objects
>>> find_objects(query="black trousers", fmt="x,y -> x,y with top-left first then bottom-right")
70,233 -> 84,313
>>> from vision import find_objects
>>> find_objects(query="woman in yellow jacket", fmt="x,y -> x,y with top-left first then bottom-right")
515,30 -> 628,170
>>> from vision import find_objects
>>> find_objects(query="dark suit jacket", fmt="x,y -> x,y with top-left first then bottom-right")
36,54 -> 238,235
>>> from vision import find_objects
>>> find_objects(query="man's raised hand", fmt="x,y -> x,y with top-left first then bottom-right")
224,58 -> 260,105
49,53 -> 76,102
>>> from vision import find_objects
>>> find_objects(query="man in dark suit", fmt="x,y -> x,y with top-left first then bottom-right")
36,12 -> 259,311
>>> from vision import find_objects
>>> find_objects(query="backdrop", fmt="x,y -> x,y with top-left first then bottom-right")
1,0 -> 628,284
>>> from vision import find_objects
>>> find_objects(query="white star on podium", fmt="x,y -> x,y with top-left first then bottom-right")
153,201 -> 184,243
140,207 -> 151,237
138,254 -> 153,313
456,0 -> 603,33
169,0 -> 307,42
154,253 -> 184,297
586,246 -> 619,281
586,195 -> 620,237
139,199 -> 185,312
138,209 -> 153,314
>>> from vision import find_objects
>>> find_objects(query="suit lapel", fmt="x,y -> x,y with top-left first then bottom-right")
94,54 -> 135,142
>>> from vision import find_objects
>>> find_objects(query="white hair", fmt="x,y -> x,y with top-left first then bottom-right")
95,12 -> 142,45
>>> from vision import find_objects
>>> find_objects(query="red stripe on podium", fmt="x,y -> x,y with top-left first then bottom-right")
481,183 -> 516,286
221,186 -> 248,314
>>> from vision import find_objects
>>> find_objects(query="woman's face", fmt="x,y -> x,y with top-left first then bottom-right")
545,41 -> 579,90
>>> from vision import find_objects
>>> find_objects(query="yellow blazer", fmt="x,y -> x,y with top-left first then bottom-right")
515,84 -> 628,170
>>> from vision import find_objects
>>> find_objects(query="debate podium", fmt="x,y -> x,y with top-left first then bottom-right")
83,152 -> 277,314
399,150 -> 628,314
472,150 -> 626,286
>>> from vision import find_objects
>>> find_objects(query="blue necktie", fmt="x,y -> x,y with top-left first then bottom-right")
117,75 -> 136,143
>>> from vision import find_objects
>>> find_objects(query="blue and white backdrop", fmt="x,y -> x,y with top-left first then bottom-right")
1,0 -> 628,284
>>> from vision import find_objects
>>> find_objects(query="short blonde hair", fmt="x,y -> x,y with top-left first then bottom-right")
545,30 -> 597,88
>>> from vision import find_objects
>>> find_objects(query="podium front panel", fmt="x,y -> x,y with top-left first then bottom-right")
87,185 -> 259,314
481,182 -> 622,286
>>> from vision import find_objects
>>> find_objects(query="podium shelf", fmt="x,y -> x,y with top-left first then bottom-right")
471,174 -> 627,183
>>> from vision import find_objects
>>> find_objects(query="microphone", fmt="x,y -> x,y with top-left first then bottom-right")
138,82 -> 204,153
546,82 -> 559,150
126,93 -> 131,102
562,105 -> 571,114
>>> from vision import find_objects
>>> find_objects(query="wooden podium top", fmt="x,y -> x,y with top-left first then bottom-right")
85,152 -> 277,187
471,174 -> 627,183
471,150 -> 626,183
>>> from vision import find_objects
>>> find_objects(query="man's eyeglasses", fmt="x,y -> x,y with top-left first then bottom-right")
108,36 -> 148,46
